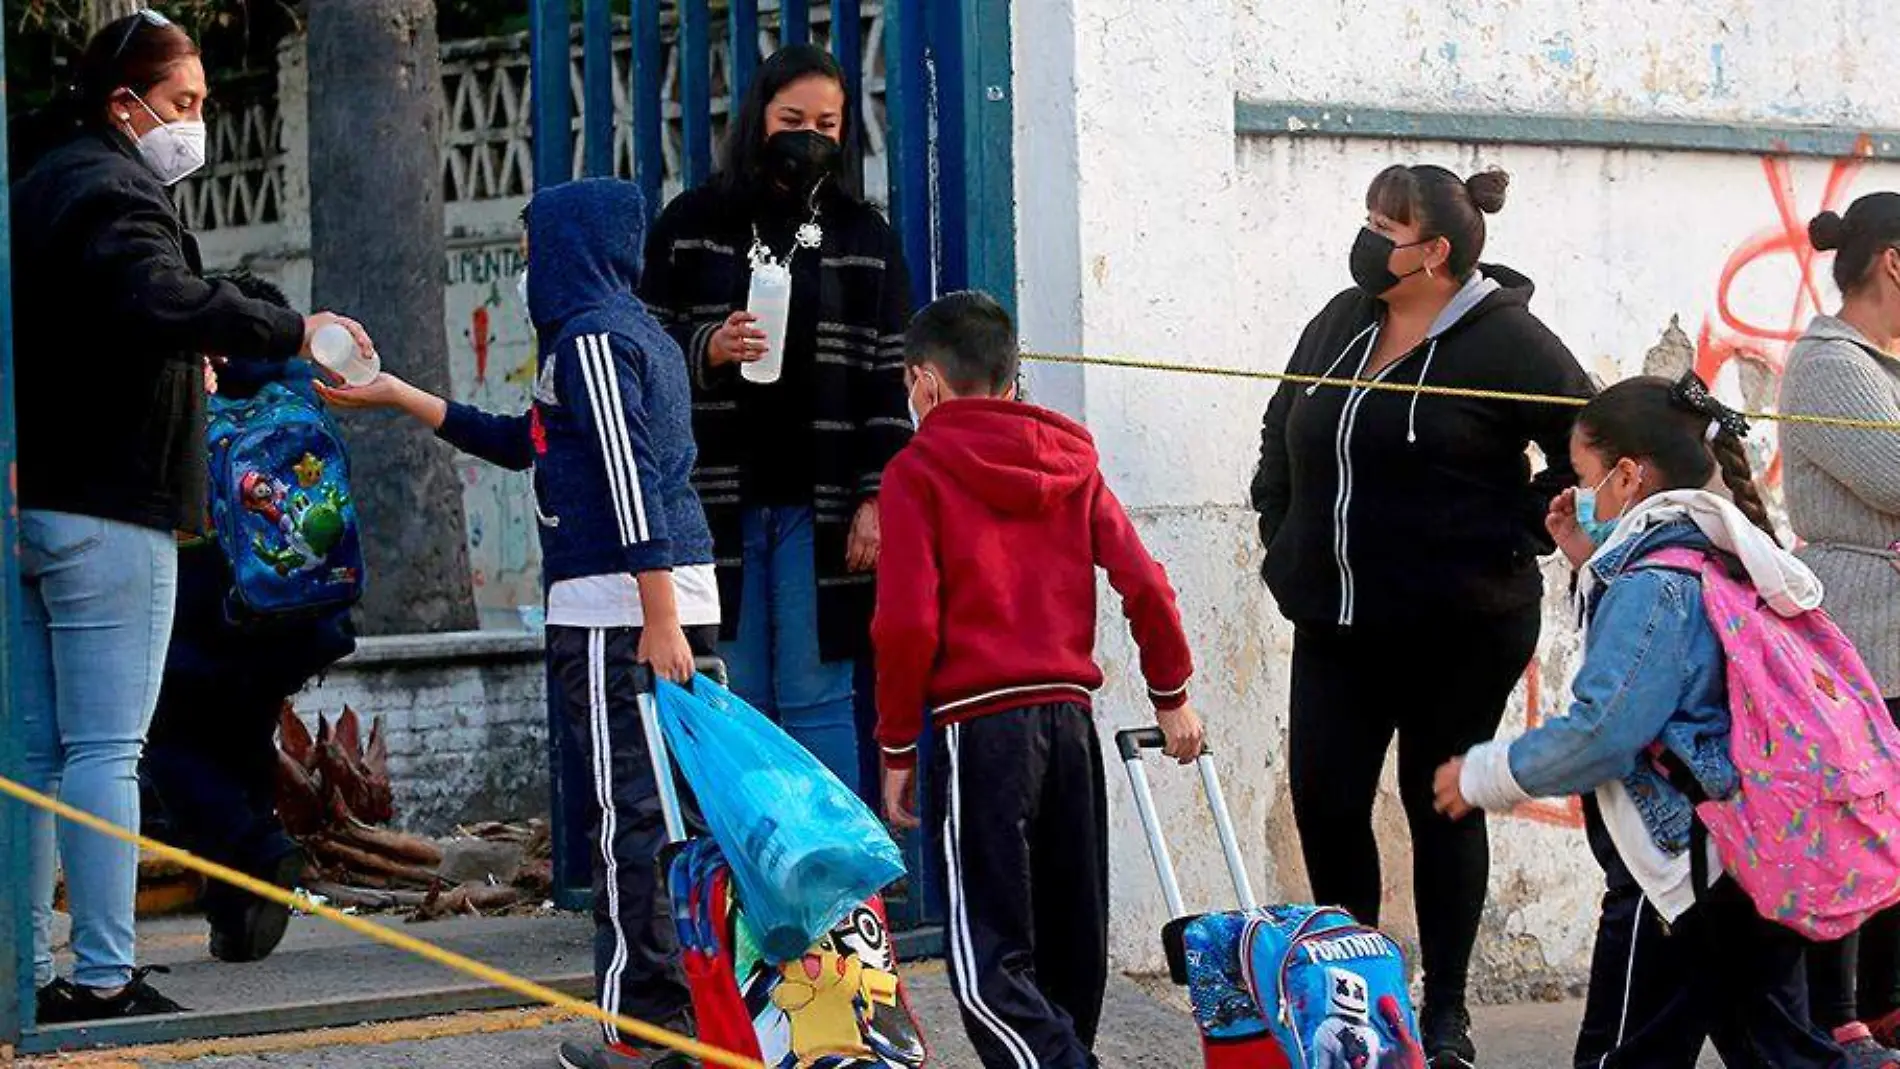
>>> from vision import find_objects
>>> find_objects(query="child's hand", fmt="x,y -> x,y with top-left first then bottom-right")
1157,703 -> 1205,765
882,762 -> 920,831
316,373 -> 409,410
1547,488 -> 1595,569
1433,758 -> 1474,820
637,622 -> 696,684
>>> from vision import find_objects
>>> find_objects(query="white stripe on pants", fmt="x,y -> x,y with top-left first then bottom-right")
587,628 -> 630,1044
944,722 -> 1040,1069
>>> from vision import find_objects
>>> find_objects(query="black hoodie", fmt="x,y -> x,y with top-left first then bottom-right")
11,129 -> 306,533
1250,266 -> 1594,628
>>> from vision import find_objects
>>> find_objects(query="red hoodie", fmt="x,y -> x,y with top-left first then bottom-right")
873,398 -> 1193,769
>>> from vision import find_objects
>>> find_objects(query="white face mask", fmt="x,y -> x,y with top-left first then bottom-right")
906,368 -> 934,427
127,92 -> 206,187
516,269 -> 531,315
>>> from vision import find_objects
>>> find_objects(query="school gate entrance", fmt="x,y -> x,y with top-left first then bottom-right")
0,0 -> 1013,1051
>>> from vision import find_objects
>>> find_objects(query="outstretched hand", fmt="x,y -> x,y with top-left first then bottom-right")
315,373 -> 409,410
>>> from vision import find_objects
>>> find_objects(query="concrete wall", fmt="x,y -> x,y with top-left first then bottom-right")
296,632 -> 547,836
1015,0 -> 1900,996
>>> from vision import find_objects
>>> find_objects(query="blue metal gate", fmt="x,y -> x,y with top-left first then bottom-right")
528,0 -> 1014,310
530,0 -> 1015,956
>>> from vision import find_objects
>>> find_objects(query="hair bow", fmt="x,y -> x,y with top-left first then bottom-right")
1669,372 -> 1751,439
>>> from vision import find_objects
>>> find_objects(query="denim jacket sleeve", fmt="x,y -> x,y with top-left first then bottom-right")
1505,569 -> 1701,799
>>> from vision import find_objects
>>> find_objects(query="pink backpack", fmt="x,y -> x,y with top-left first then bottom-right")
1641,546 -> 1900,940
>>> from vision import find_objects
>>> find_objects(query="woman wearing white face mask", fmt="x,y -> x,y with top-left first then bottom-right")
8,10 -> 373,1024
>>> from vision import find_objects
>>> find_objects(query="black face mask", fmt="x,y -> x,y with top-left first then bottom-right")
1349,227 -> 1432,296
762,129 -> 843,201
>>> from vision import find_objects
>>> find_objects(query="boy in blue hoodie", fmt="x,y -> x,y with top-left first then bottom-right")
323,179 -> 714,1069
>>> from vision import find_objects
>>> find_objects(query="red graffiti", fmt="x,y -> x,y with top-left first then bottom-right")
1508,659 -> 1585,829
470,304 -> 493,384
1694,140 -> 1872,487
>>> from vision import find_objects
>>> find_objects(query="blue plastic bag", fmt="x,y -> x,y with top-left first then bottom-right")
656,674 -> 906,963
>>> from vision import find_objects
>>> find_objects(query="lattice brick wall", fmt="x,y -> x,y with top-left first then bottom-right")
180,5 -> 888,231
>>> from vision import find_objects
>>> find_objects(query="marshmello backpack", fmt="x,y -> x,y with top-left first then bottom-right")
1239,905 -> 1424,1069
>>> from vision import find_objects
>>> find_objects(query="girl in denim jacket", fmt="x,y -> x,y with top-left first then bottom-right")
1433,375 -> 1851,1069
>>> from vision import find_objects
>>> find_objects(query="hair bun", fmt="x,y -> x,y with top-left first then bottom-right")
1464,169 -> 1510,214
1809,210 -> 1846,252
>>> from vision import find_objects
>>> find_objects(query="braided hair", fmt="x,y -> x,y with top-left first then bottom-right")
1575,373 -> 1777,540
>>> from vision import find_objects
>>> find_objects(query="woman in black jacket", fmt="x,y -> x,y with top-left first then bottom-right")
10,12 -> 368,1023
1250,166 -> 1592,1067
641,45 -> 912,795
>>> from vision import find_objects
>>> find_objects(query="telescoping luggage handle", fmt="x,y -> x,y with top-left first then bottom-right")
1116,727 -> 1258,918
634,658 -> 728,844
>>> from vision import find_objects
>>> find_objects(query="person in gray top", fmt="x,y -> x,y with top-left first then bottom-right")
1788,191 -> 1900,1064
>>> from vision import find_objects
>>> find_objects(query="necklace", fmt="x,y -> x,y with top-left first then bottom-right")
748,199 -> 825,272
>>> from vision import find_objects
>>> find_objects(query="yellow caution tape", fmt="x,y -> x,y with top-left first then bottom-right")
0,773 -> 764,1069
1020,352 -> 1900,435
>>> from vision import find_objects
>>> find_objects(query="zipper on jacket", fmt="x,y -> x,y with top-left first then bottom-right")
1329,325 -> 1431,626
1331,327 -> 1382,627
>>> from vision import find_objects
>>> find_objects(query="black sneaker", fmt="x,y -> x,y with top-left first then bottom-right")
36,967 -> 186,1024
35,978 -> 78,1024
1421,1001 -> 1477,1068
208,849 -> 306,963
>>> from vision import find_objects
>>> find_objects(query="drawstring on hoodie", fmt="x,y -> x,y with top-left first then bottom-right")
1406,338 -> 1439,445
1303,322 -> 1437,446
1307,324 -> 1379,397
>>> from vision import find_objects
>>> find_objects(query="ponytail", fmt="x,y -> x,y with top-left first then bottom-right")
1707,427 -> 1776,539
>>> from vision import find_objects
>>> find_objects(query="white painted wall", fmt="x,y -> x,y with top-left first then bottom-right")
1233,0 -> 1900,127
1017,0 -> 1900,995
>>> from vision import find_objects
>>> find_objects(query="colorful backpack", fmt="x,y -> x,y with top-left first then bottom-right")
668,839 -> 927,1069
1239,906 -> 1424,1069
206,379 -> 366,620
1178,909 -> 1287,1069
1636,546 -> 1900,940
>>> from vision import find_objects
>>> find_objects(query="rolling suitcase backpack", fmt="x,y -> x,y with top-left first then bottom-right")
1120,729 -> 1424,1069
637,660 -> 929,1068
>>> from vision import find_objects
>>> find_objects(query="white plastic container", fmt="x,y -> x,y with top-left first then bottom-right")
310,322 -> 381,387
741,261 -> 792,385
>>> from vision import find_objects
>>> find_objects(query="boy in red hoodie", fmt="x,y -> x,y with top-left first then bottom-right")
876,291 -> 1204,1069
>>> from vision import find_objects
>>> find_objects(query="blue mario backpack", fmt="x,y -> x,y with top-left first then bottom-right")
206,375 -> 365,620
1241,906 -> 1424,1069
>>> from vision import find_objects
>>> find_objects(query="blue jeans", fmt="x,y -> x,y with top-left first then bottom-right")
19,510 -> 178,989
722,507 -> 860,794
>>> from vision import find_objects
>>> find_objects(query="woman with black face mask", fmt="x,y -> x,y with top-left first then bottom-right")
1249,165 -> 1593,1068
641,45 -> 912,796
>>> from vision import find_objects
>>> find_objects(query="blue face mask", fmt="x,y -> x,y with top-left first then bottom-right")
1575,464 -> 1641,547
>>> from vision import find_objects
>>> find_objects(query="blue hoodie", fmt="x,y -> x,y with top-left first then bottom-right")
436,179 -> 714,585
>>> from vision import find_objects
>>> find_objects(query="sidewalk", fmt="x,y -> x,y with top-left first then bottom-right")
18,914 -> 1718,1068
